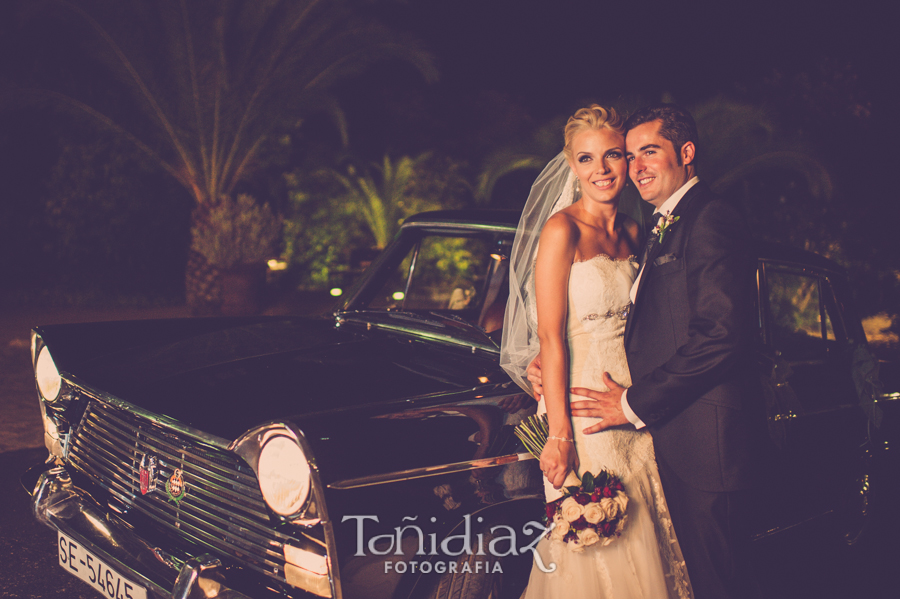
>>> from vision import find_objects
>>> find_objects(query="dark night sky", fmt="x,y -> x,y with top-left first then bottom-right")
0,0 -> 896,307
2,0 -> 893,181
393,0 -> 893,115
325,0 -> 896,189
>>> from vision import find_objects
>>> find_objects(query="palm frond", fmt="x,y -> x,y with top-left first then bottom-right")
10,85 -> 187,188
17,0 -> 437,206
56,0 -> 200,185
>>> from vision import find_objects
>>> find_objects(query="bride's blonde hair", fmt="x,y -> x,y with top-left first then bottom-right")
563,105 -> 625,160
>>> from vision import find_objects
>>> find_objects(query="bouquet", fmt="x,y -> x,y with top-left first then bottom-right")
515,413 -> 628,552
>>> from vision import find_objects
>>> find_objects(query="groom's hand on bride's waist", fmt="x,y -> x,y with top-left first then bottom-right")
570,372 -> 630,433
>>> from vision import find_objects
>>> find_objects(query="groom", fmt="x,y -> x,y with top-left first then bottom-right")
529,104 -> 764,599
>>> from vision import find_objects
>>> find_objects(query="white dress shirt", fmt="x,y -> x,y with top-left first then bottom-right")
621,176 -> 700,428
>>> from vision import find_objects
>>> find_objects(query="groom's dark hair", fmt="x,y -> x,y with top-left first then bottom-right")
625,104 -> 699,168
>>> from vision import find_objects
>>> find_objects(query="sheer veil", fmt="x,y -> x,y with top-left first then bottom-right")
500,152 -> 578,395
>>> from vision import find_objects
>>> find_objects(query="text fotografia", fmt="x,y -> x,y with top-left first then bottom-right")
342,514 -> 557,573
386,559 -> 501,575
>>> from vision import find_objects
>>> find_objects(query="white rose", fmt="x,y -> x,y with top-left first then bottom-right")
600,535 -> 615,547
583,502 -> 604,524
578,527 -> 600,547
551,515 -> 569,541
599,497 -> 616,520
560,497 -> 584,522
615,514 -> 628,535
614,490 -> 628,514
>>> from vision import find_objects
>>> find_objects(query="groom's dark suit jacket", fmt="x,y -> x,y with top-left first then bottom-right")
625,182 -> 765,493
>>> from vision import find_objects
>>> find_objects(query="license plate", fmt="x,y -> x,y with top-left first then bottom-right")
58,531 -> 148,599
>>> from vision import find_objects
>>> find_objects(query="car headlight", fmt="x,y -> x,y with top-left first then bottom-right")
38,399 -> 65,458
258,435 -> 311,516
35,346 -> 62,403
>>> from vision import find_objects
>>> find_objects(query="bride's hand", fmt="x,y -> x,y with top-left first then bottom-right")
540,437 -> 579,490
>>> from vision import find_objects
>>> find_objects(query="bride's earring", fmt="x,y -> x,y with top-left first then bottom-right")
574,178 -> 580,196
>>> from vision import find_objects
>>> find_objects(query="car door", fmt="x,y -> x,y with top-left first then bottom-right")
757,261 -> 868,528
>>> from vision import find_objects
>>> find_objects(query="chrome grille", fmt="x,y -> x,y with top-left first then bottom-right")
67,396 -> 292,584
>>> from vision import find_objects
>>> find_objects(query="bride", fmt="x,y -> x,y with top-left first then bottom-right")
500,105 -> 692,598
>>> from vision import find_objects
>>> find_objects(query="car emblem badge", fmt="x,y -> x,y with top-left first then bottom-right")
138,454 -> 158,495
166,468 -> 188,506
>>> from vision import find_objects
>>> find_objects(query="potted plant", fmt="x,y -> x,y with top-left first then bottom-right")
191,194 -> 281,316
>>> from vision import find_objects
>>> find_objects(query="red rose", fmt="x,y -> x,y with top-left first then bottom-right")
571,517 -> 589,530
574,492 -> 591,505
602,487 -> 612,498
546,503 -> 556,519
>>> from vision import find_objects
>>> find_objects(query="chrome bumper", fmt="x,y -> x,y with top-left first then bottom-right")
26,463 -> 255,599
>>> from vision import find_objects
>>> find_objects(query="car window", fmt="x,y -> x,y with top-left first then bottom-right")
366,233 -> 510,329
407,236 -> 493,311
367,251 -> 414,310
766,268 -> 843,361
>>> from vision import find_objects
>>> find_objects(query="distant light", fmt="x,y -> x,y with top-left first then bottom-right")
329,288 -> 343,297
392,291 -> 405,301
490,253 -> 506,261
478,376 -> 489,383
268,259 -> 288,271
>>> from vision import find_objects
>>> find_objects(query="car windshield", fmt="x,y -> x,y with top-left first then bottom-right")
347,227 -> 512,337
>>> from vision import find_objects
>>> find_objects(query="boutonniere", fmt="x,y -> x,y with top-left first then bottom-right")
651,211 -> 680,243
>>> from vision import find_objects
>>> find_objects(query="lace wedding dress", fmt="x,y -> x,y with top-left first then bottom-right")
523,255 -> 692,599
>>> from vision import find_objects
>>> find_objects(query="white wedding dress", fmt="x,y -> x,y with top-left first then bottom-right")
523,255 -> 692,599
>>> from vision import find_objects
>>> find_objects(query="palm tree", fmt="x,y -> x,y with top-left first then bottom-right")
14,0 -> 437,310
281,152 -> 469,289
329,154 -> 443,249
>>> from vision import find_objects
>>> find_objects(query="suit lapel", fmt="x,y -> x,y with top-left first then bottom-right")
625,182 -> 707,348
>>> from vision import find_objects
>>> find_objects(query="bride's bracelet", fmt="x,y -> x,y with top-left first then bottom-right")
547,435 -> 575,444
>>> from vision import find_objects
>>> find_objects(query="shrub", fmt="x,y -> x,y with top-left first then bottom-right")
191,194 -> 281,269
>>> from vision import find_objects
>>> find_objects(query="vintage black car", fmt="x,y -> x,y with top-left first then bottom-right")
22,210 -> 893,599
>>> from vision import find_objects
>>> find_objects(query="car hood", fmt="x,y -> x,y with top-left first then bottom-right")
37,316 -> 505,441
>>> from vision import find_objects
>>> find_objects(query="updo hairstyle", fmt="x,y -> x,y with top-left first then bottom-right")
562,105 -> 625,161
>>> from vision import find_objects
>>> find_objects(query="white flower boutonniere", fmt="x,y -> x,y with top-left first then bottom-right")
651,211 -> 680,244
